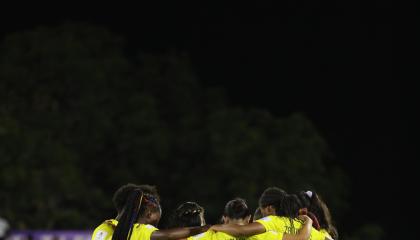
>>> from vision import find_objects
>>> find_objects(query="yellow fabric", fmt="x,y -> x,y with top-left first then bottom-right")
189,231 -> 213,240
91,219 -> 118,240
189,230 -> 283,240
319,229 -> 332,239
256,215 -> 328,240
131,223 -> 159,240
248,231 -> 283,240
91,219 -> 158,240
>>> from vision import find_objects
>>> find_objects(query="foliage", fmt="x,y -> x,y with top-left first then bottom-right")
0,24 -> 347,231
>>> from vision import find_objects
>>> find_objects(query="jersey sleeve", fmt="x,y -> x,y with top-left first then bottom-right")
91,229 -> 109,240
91,223 -> 114,240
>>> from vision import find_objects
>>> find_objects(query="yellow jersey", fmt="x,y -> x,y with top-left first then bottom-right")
131,223 -> 159,240
91,219 -> 118,240
249,231 -> 283,240
91,219 -> 158,240
189,231 -> 213,240
189,230 -> 283,240
319,229 -> 332,239
256,216 -> 328,240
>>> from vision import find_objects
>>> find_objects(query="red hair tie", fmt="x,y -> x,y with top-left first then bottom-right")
298,208 -> 320,230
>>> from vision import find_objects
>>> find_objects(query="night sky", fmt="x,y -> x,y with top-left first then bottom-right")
1,1 -> 406,237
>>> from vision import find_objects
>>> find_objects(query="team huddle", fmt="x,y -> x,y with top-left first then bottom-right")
91,184 -> 338,240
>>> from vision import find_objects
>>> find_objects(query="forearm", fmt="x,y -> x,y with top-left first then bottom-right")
210,223 -> 265,237
151,225 -> 209,240
282,219 -> 312,240
212,224 -> 243,237
295,220 -> 312,240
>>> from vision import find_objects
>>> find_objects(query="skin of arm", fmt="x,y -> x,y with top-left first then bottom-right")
209,222 -> 266,237
282,215 -> 313,240
150,225 -> 210,240
210,215 -> 314,240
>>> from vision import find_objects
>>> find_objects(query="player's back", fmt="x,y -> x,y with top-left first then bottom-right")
91,219 -> 118,240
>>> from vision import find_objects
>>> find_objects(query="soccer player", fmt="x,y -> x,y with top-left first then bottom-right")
91,183 -> 209,240
297,191 -> 338,240
210,187 -> 333,240
190,198 -> 313,240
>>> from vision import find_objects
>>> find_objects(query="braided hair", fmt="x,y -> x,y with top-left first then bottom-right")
111,184 -> 161,240
112,189 -> 143,240
169,202 -> 205,228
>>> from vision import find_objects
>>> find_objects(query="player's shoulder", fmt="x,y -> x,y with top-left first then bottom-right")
190,231 -> 212,240
258,215 -> 273,222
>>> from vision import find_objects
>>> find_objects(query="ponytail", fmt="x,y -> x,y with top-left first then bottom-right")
112,189 -> 143,240
303,191 -> 339,240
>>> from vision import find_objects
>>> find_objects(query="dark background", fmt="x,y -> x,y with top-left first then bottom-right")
0,2 -> 406,240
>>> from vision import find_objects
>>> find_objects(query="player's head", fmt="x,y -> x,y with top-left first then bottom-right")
111,183 -> 161,240
297,190 -> 338,239
169,202 -> 205,227
136,185 -> 161,226
222,198 -> 251,225
113,183 -> 161,223
298,191 -> 331,227
258,187 -> 300,218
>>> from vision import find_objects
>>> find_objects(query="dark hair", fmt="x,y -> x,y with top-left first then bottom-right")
137,185 -> 160,216
282,194 -> 301,218
223,198 -> 251,220
111,184 -> 161,240
112,189 -> 143,240
169,202 -> 204,228
259,187 -> 287,208
298,191 -> 338,239
113,184 -> 160,214
259,188 -> 303,234
113,183 -> 138,213
259,187 -> 303,218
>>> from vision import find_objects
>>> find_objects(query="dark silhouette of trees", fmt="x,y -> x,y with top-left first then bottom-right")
0,24 -> 348,235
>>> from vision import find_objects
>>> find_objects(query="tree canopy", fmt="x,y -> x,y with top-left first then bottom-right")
0,24 -> 348,234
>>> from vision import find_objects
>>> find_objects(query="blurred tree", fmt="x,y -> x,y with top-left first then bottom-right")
344,224 -> 385,240
0,24 -> 349,232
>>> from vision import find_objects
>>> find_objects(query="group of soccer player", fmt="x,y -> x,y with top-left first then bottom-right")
91,184 -> 338,240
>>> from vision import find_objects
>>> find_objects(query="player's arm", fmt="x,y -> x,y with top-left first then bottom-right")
150,225 -> 210,240
209,222 -> 266,237
282,215 -> 312,240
